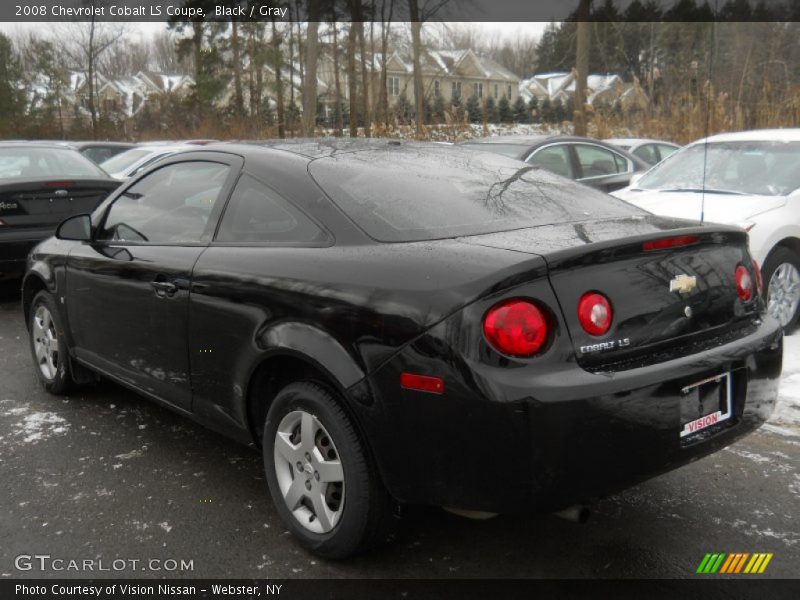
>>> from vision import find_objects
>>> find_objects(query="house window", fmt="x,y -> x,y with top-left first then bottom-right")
494,84 -> 499,99
433,80 -> 440,97
475,83 -> 483,99
388,76 -> 400,97
451,81 -> 462,99
507,85 -> 512,98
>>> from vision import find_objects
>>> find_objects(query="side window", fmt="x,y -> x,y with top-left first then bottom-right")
527,145 -> 575,179
216,174 -> 326,244
657,144 -> 679,161
98,161 -> 230,244
632,144 -> 659,166
575,144 -> 624,178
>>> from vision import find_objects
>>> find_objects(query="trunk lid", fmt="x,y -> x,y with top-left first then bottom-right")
0,178 -> 119,230
458,215 -> 761,370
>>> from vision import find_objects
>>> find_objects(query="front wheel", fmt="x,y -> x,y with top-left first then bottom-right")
762,247 -> 800,332
28,290 -> 74,395
263,381 -> 395,559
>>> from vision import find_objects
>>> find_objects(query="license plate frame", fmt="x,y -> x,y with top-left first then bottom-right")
679,372 -> 733,438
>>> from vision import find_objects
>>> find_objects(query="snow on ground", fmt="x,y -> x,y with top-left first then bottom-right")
769,332 -> 800,429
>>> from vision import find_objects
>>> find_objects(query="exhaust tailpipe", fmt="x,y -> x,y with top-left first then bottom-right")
553,505 -> 591,523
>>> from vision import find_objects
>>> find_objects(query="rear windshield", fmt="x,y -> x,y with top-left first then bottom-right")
459,143 -> 530,160
310,146 -> 644,242
0,147 -> 105,180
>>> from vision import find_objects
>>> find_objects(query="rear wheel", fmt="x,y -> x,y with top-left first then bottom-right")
762,247 -> 800,331
263,381 -> 395,559
29,291 -> 74,395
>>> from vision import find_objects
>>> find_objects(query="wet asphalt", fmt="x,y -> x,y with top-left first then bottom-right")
0,280 -> 798,580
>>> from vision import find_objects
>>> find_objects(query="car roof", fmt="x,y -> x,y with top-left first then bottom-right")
460,134 -> 555,146
0,142 -> 83,150
694,128 -> 800,145
216,138 -> 434,160
605,138 -> 679,146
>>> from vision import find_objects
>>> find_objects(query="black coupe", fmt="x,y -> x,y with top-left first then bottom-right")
23,140 -> 782,558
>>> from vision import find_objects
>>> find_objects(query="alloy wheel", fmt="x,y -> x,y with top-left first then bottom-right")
32,305 -> 59,380
767,262 -> 800,328
273,410 -> 345,534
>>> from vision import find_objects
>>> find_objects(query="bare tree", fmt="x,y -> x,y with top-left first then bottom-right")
231,21 -> 244,116
408,0 -> 425,138
574,0 -> 591,136
331,17 -> 344,137
302,0 -> 320,136
271,19 -> 286,139
60,2 -> 125,138
346,20 -> 358,137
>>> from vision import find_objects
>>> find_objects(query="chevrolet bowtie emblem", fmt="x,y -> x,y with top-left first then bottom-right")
670,274 -> 697,294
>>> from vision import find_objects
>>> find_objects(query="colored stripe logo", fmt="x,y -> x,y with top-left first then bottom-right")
696,552 -> 773,574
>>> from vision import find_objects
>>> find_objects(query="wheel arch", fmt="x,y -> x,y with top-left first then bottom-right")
768,236 -> 800,259
21,271 -> 52,326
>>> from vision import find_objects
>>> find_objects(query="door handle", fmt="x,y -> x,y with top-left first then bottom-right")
151,280 -> 178,297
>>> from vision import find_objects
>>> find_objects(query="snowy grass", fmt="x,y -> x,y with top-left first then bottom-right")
770,332 -> 800,429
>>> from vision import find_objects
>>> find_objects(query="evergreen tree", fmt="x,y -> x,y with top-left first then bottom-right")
484,95 -> 498,123
513,96 -> 529,123
0,33 -> 25,137
540,97 -> 552,123
432,94 -> 445,124
465,94 -> 482,124
395,94 -> 413,123
498,95 -> 513,123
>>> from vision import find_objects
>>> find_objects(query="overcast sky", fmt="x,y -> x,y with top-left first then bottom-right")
0,21 -> 549,44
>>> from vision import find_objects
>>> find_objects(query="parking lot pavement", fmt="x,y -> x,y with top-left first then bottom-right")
1,283 -> 798,579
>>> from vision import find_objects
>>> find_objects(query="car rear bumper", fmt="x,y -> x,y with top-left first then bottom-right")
352,316 -> 783,513
0,231 -> 50,277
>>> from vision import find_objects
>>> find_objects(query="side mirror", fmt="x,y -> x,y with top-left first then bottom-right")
56,214 -> 92,241
629,172 -> 644,188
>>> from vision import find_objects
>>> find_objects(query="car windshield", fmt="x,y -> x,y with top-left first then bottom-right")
460,143 -> 530,160
0,147 -> 105,180
637,140 -> 800,196
100,148 -> 152,174
311,146 -> 644,242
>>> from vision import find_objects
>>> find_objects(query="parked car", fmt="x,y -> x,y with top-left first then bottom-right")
23,140 -> 781,558
21,140 -> 136,165
604,138 -> 681,166
0,143 -> 120,279
613,128 -> 800,330
459,135 -> 650,192
99,143 -> 194,180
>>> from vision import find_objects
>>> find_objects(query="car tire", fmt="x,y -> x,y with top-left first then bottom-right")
28,290 -> 74,395
761,247 -> 800,332
263,381 -> 396,559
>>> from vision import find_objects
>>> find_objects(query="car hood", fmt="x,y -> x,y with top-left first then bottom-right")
612,188 -> 786,224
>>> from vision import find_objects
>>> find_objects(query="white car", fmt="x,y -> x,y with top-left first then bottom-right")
613,128 -> 800,330
100,143 -> 194,180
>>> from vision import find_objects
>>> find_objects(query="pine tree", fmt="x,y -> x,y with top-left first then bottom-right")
484,96 -> 498,123
513,96 -> 529,123
498,95 -> 513,123
528,96 -> 539,122
395,94 -> 413,124
432,94 -> 445,124
540,97 -> 553,123
465,94 -> 482,124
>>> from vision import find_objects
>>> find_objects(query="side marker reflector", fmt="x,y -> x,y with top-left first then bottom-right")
400,373 -> 444,395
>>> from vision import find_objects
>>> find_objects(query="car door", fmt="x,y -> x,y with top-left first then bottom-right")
66,153 -> 242,411
632,143 -> 660,167
572,143 -> 634,192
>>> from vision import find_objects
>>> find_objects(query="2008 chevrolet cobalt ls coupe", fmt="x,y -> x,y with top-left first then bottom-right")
23,140 -> 782,558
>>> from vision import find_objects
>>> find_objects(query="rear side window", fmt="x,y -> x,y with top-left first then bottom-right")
575,144 -> 624,178
216,174 -> 326,244
633,144 -> 659,166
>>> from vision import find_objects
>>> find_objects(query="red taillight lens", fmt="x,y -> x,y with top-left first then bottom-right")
483,299 -> 548,357
642,235 -> 699,251
577,292 -> 613,336
735,264 -> 753,302
752,259 -> 763,297
400,373 -> 444,395
45,180 -> 74,188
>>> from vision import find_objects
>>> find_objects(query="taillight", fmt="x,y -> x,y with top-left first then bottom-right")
735,264 -> 753,302
578,292 -> 613,336
45,180 -> 74,188
752,259 -> 763,297
483,299 -> 548,357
